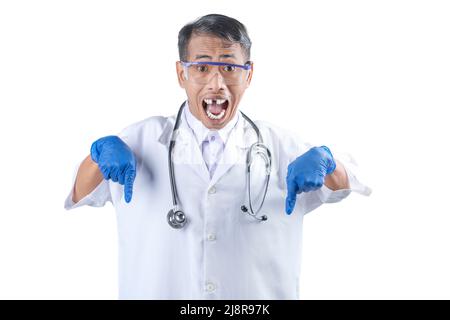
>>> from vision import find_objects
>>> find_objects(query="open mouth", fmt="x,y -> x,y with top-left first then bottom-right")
202,98 -> 229,120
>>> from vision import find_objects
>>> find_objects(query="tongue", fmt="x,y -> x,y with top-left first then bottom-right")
207,103 -> 224,115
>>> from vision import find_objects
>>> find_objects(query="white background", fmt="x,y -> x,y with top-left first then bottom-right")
0,0 -> 449,299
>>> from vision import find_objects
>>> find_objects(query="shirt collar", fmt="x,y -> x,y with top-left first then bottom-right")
184,100 -> 240,146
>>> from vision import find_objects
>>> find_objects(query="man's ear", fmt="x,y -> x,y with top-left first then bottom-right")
245,61 -> 254,88
176,61 -> 187,88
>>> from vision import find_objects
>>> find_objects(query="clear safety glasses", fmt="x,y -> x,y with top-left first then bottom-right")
181,61 -> 252,85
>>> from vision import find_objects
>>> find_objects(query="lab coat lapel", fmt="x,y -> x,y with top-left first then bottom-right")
208,115 -> 257,188
157,115 -> 210,184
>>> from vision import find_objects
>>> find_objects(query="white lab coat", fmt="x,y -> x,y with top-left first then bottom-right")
64,107 -> 371,299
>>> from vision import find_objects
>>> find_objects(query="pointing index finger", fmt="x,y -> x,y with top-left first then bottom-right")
285,179 -> 300,215
124,167 -> 136,203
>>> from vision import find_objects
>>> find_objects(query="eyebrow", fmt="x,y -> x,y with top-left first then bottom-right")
194,54 -> 236,60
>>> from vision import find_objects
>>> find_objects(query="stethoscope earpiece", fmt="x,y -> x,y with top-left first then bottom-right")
241,205 -> 268,222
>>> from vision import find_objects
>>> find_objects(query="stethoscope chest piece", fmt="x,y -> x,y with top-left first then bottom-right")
167,209 -> 187,229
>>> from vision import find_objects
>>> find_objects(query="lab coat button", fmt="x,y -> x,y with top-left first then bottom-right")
205,282 -> 216,292
208,186 -> 216,194
207,233 -> 216,241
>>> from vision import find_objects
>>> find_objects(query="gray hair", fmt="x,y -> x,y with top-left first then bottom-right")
178,14 -> 252,61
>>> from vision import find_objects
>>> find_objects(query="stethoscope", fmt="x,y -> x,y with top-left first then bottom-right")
167,101 -> 272,229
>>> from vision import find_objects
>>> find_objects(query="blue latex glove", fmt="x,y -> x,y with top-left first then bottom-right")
90,135 -> 136,203
285,146 -> 336,215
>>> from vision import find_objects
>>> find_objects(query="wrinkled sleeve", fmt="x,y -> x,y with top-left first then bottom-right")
316,150 -> 372,202
299,147 -> 372,215
63,159 -> 112,210
274,123 -> 371,216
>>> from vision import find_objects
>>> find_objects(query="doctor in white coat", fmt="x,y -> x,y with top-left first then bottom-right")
65,14 -> 371,299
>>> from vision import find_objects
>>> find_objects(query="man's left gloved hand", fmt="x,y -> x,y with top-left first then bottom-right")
285,146 -> 336,215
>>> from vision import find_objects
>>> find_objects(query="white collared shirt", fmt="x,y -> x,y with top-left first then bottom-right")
184,101 -> 239,178
64,104 -> 371,299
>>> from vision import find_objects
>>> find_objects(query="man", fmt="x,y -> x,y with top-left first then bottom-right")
65,14 -> 371,299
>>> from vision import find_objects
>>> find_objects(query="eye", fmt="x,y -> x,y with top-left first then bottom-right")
196,64 -> 209,72
223,65 -> 236,72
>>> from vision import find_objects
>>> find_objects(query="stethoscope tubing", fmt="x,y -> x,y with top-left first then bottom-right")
167,101 -> 271,229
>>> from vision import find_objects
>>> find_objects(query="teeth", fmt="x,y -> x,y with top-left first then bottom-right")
203,98 -> 226,105
206,109 -> 226,120
203,98 -> 228,120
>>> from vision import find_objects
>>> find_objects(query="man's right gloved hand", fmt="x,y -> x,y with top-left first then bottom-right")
90,135 -> 136,203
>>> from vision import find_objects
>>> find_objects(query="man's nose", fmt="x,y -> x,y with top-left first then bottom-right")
206,71 -> 226,91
